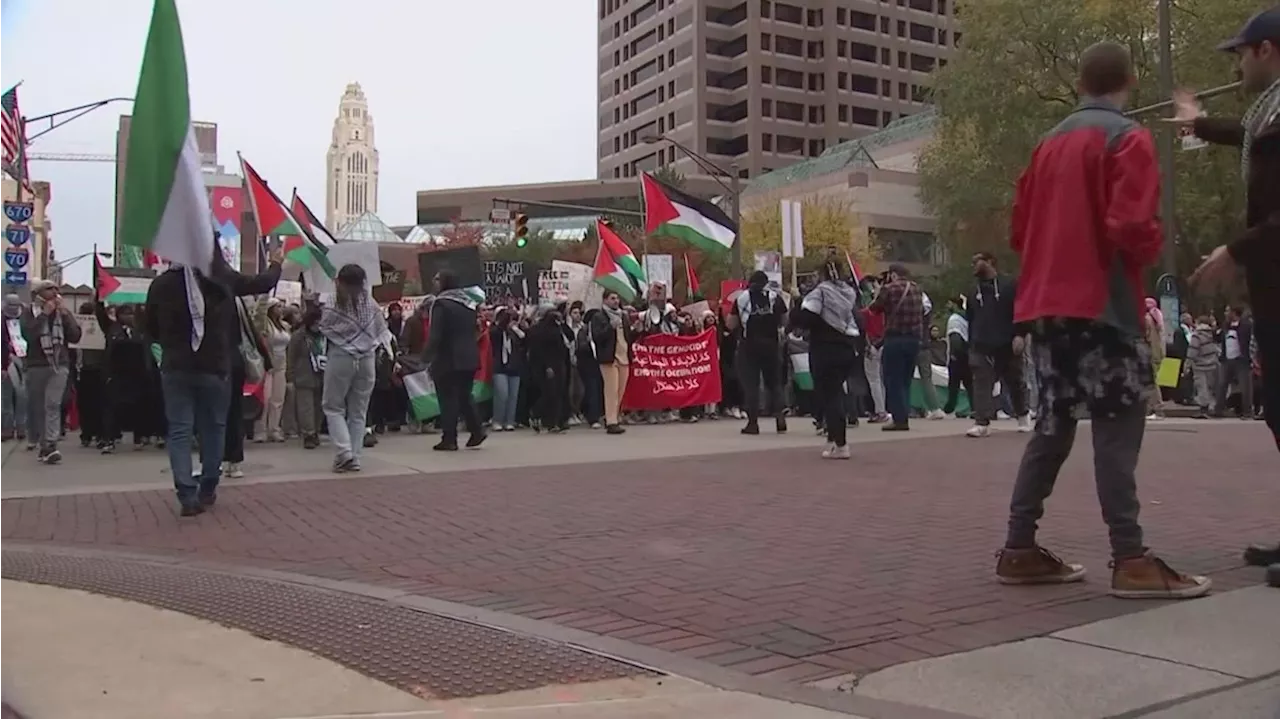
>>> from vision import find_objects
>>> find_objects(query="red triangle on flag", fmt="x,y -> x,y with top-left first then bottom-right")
641,173 -> 681,234
95,255 -> 120,301
240,156 -> 296,237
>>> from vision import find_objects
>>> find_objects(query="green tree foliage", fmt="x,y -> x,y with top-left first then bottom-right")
918,0 -> 1257,280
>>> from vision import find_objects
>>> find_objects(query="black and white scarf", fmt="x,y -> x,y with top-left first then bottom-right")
1242,77 -> 1280,180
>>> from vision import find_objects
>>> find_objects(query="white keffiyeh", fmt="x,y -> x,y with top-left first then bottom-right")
1242,77 -> 1280,180
172,263 -> 206,351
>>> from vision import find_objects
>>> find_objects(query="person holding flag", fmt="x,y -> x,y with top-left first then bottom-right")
125,0 -> 283,515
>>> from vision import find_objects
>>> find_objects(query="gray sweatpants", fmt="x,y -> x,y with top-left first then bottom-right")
322,345 -> 375,463
1006,407 -> 1146,559
26,365 -> 68,451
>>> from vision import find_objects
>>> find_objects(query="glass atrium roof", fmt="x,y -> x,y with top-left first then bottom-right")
335,212 -> 405,243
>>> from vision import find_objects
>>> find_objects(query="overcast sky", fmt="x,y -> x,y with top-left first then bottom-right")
1,0 -> 598,285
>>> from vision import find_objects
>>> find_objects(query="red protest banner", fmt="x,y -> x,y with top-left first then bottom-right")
623,328 -> 722,411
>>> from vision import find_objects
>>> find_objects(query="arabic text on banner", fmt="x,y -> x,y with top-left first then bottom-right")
622,328 -> 722,411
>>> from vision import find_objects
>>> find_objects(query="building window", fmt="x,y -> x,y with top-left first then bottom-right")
759,0 -> 770,18
882,110 -> 893,126
761,33 -> 771,50
909,22 -> 935,43
881,78 -> 891,96
806,40 -> 823,59
761,133 -> 773,151
775,35 -> 803,56
776,100 -> 804,121
899,83 -> 907,100
837,71 -> 848,89
939,29 -> 948,45
898,50 -> 907,68
850,106 -> 878,126
910,53 -> 937,72
761,65 -> 773,84
808,72 -> 824,91
837,39 -> 847,57
773,2 -> 802,24
896,20 -> 906,37
850,73 -> 877,94
880,47 -> 890,64
849,10 -> 875,31
850,41 -> 876,62
836,6 -> 846,24
808,138 -> 825,156
761,98 -> 772,116
807,105 -> 824,124
776,135 -> 804,155
838,104 -> 848,123
879,16 -> 889,33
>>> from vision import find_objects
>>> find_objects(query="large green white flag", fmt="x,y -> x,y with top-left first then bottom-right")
118,0 -> 215,274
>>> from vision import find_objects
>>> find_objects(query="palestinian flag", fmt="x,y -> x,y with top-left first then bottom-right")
845,251 -> 863,286
117,0 -> 216,274
592,219 -> 645,303
289,190 -> 338,278
95,258 -> 152,305
790,353 -> 814,391
240,155 -> 299,238
641,172 -> 736,253
403,334 -> 493,421
684,253 -> 700,298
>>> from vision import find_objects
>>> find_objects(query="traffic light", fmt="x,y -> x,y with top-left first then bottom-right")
513,213 -> 529,248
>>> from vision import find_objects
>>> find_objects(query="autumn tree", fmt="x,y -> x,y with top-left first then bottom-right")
918,0 -> 1254,278
739,194 -> 880,284
434,217 -> 487,247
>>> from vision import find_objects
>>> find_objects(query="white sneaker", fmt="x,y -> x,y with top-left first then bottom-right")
225,462 -> 244,479
822,443 -> 851,460
966,425 -> 991,438
997,410 -> 1012,420
1016,415 -> 1033,433
927,409 -> 946,420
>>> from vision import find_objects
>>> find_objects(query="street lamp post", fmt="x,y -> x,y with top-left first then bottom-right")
1155,0 -> 1178,277
641,135 -> 744,279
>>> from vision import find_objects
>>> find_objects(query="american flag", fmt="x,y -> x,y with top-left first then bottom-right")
2,84 -> 30,185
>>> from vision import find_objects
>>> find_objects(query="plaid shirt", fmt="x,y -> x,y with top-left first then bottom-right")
871,279 -> 925,337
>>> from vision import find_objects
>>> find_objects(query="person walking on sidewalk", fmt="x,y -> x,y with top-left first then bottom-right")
794,260 -> 862,459
728,271 -> 789,435
869,264 -> 924,432
965,253 -> 1031,437
994,42 -> 1211,599
319,264 -> 388,472
19,280 -> 81,464
423,270 -> 486,451
1173,6 -> 1280,585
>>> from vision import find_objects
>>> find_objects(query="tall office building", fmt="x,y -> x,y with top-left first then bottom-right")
597,0 -> 956,181
326,82 -> 380,234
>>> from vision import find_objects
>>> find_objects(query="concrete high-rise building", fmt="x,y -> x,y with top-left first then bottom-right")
597,0 -> 956,181
325,82 -> 379,234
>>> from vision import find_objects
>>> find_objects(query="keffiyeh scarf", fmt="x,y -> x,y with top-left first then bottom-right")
171,263 -> 206,351
801,281 -> 861,337
1242,77 -> 1280,180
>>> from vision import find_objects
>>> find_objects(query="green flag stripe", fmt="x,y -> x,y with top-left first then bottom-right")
119,0 -> 189,252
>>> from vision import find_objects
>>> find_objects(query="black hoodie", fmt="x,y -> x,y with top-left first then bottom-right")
965,274 -> 1017,352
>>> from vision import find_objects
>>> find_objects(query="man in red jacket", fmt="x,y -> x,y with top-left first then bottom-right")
994,42 -> 1211,600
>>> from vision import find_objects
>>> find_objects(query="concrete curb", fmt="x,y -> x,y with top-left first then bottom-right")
3,542 -> 974,719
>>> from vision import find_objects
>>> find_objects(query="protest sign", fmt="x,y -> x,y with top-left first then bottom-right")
482,259 -> 534,304
70,315 -> 106,351
622,328 -> 722,411
417,246 -> 486,294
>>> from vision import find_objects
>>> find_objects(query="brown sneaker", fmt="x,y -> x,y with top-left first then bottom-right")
1109,553 -> 1212,599
995,546 -> 1087,585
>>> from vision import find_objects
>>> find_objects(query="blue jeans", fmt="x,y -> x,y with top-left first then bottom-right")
492,373 -> 521,428
881,334 -> 921,425
162,371 -> 231,505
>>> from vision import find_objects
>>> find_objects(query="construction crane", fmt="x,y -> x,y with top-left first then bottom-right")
28,152 -> 115,163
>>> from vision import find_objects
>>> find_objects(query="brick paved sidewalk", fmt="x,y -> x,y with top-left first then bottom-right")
3,422 -> 1275,685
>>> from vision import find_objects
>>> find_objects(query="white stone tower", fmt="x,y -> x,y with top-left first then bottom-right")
325,82 -> 379,233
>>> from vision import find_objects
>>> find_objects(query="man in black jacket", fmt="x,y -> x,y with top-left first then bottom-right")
1176,6 -> 1280,583
20,280 -> 82,464
423,270 -> 485,451
964,253 -> 1030,437
146,246 -> 281,516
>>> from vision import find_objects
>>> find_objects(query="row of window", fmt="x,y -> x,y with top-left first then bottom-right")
759,99 -> 914,127
759,0 -> 949,29
600,0 -> 677,21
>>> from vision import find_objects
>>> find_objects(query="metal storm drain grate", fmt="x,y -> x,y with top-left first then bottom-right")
2,549 -> 651,699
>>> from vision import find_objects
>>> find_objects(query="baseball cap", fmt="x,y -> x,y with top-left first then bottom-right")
29,279 -> 58,295
1217,6 -> 1280,51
